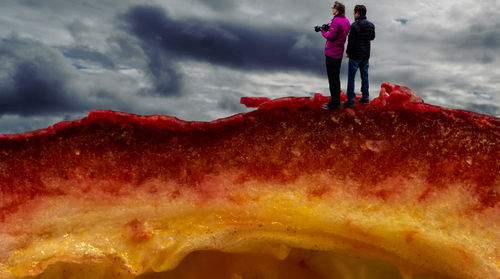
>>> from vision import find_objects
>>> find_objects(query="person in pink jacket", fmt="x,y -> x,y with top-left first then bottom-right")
317,1 -> 350,110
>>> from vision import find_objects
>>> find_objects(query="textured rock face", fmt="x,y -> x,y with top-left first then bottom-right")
0,82 -> 499,279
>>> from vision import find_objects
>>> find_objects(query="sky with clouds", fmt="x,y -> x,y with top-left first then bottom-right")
1,0 -> 499,134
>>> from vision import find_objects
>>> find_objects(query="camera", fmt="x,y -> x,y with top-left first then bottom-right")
314,23 -> 330,32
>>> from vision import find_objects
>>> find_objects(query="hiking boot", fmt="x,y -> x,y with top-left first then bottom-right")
342,100 -> 356,108
322,102 -> 340,110
358,98 -> 370,105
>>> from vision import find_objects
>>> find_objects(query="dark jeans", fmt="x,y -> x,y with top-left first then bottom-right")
346,58 -> 369,102
325,55 -> 342,107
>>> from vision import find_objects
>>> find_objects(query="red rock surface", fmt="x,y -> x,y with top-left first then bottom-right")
0,82 -> 499,221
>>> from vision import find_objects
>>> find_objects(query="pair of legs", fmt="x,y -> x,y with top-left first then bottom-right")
346,58 -> 370,102
325,55 -> 342,109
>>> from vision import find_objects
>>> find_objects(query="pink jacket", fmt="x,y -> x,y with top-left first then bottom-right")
321,14 -> 350,59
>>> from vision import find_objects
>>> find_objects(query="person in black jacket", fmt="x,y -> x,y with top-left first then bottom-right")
343,5 -> 375,107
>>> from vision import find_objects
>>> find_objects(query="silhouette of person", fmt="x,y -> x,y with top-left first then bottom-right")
344,5 -> 375,107
318,1 -> 351,110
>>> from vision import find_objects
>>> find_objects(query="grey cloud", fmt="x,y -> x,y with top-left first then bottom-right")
368,63 -> 441,99
399,21 -> 500,65
106,29 -> 183,97
458,23 -> 500,49
217,93 -> 244,112
369,8 -> 500,109
195,0 -> 236,12
106,32 -> 148,66
483,33 -> 500,48
475,53 -> 495,64
0,114 -> 66,134
139,50 -> 183,96
17,0 -> 139,13
17,0 -> 41,7
462,103 -> 500,117
118,5 -> 325,74
66,20 -> 91,42
395,18 -> 408,25
0,36 -> 89,116
415,85 -> 500,118
58,45 -> 116,69
0,34 -> 147,120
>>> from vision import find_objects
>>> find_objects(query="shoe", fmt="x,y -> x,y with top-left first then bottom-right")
358,98 -> 370,104
342,101 -> 356,108
322,102 -> 340,110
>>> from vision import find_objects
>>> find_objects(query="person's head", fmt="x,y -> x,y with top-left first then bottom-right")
332,1 -> 345,16
354,5 -> 367,18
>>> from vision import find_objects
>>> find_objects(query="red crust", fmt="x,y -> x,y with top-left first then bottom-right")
1,82 -> 499,221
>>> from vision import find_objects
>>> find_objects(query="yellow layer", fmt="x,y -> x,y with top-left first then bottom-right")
0,173 -> 498,279
30,249 -> 446,279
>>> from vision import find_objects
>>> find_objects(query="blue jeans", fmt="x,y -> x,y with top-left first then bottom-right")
346,58 -> 369,102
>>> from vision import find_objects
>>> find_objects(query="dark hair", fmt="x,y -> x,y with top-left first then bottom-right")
354,5 -> 367,16
333,1 -> 345,14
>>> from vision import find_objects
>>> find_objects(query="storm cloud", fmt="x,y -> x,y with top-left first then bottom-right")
117,5 -> 324,90
0,36 -> 87,115
58,45 -> 116,69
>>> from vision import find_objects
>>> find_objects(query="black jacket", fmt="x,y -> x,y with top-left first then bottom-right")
346,16 -> 375,60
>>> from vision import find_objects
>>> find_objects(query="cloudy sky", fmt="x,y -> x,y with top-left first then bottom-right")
1,0 -> 499,134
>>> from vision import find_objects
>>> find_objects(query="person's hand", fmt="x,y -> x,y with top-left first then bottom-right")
346,54 -> 349,58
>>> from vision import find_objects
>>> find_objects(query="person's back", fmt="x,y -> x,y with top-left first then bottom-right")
347,15 -> 375,60
344,5 -> 375,107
